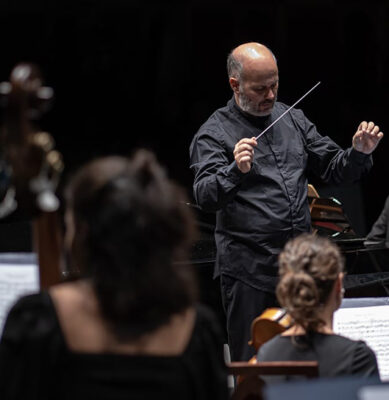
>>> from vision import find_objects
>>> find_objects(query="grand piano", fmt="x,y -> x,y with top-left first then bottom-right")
188,190 -> 389,330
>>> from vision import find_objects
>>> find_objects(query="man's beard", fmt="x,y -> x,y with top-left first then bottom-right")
238,90 -> 276,117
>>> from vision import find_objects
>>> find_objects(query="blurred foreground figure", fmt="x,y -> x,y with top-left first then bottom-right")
257,234 -> 379,382
0,150 -> 228,400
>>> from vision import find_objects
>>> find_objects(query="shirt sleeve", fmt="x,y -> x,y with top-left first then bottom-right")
366,196 -> 389,244
301,113 -> 373,184
189,129 -> 246,212
0,292 -> 64,399
351,341 -> 380,379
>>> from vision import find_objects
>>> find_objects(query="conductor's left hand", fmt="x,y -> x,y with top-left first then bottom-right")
352,121 -> 384,154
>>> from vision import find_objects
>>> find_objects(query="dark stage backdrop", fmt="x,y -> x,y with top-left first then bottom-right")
0,0 -> 388,234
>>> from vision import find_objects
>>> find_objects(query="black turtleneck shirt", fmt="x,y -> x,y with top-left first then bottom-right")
189,97 -> 372,292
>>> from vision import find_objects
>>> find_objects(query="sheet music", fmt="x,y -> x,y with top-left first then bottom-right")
358,384 -> 389,400
0,254 -> 39,335
334,304 -> 389,381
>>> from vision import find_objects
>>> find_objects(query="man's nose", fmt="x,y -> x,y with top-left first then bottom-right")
265,88 -> 275,100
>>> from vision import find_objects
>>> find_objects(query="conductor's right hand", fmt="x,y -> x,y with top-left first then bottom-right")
233,137 -> 257,173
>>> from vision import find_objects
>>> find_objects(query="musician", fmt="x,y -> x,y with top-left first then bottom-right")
365,195 -> 389,248
189,42 -> 384,361
0,151 -> 228,400
257,234 -> 379,380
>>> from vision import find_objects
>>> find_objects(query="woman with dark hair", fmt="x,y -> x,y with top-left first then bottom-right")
0,150 -> 228,399
257,234 -> 379,381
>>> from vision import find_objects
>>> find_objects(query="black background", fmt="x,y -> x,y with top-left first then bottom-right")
0,0 -> 388,235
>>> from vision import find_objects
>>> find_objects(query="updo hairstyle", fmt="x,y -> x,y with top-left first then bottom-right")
276,234 -> 344,333
65,149 -> 197,341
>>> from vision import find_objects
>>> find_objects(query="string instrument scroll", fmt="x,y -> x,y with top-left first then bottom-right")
0,63 -> 64,288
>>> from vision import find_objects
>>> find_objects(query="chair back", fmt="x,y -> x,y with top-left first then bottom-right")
227,361 -> 319,400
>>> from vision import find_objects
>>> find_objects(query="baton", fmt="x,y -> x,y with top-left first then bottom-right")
255,81 -> 321,141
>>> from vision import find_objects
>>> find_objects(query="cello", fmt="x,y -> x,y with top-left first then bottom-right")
248,307 -> 292,354
233,308 -> 293,386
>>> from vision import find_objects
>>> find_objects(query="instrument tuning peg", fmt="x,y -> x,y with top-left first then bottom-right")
0,82 -> 11,95
37,86 -> 54,100
36,189 -> 59,212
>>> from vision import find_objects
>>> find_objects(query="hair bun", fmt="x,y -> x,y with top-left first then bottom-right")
276,233 -> 343,333
131,149 -> 166,188
280,271 -> 319,309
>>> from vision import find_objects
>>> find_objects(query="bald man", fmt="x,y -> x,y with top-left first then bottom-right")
189,42 -> 383,361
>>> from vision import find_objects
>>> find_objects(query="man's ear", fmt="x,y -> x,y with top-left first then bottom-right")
229,77 -> 240,94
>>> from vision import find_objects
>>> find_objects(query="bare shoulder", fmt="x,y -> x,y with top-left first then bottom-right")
48,280 -> 106,352
48,281 -> 197,356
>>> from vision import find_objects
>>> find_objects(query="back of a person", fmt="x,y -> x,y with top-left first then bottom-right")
0,290 -> 227,400
62,354 -> 191,400
257,332 -> 379,383
255,234 -> 380,384
54,301 -> 227,400
0,152 -> 228,400
58,321 -> 223,400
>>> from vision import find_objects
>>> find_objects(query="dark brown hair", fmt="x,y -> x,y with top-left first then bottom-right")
65,149 -> 197,341
276,234 -> 343,333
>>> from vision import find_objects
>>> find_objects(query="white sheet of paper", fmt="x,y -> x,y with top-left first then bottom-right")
334,305 -> 389,381
0,261 -> 39,334
358,384 -> 389,400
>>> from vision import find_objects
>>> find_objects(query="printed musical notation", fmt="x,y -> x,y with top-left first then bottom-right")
0,254 -> 39,334
334,304 -> 389,381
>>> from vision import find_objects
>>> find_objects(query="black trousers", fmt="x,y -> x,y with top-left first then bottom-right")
220,274 -> 278,362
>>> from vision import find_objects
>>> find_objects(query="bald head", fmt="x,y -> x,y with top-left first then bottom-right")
227,42 -> 277,81
227,42 -> 279,116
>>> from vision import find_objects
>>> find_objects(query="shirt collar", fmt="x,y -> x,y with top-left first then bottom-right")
228,95 -> 271,128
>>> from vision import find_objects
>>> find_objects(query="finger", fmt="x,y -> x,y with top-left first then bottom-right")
234,146 -> 254,158
239,156 -> 252,163
234,143 -> 256,155
234,146 -> 254,157
372,132 -> 384,142
238,144 -> 255,152
238,138 -> 257,147
370,125 -> 379,136
237,151 -> 254,161
353,130 -> 363,140
359,121 -> 368,131
367,121 -> 375,132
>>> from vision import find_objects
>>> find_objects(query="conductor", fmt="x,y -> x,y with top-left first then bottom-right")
189,42 -> 383,361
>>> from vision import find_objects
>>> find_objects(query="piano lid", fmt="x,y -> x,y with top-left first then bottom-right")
309,196 -> 365,250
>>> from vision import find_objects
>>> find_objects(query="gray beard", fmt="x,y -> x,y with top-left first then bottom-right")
238,92 -> 275,117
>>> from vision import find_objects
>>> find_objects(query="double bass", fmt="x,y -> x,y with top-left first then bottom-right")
0,63 -> 63,288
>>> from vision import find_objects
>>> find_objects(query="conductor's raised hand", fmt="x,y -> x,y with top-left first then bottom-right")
234,137 -> 257,173
352,121 -> 384,154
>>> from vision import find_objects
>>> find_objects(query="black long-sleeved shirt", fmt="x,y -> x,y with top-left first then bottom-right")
365,195 -> 389,248
189,97 -> 372,292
